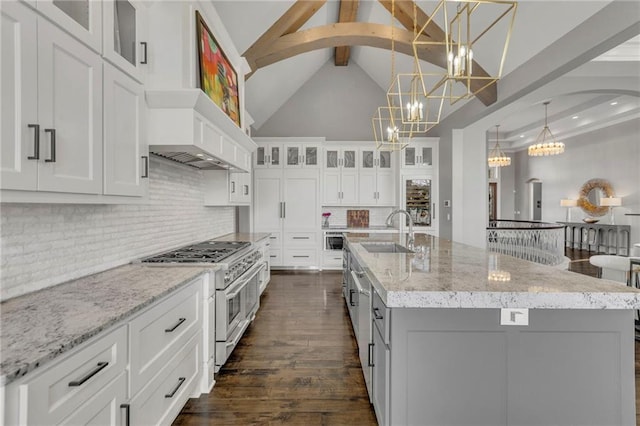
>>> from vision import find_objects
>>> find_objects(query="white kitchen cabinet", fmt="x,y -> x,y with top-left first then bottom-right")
102,0 -> 148,83
359,148 -> 395,206
204,170 -> 251,206
5,325 -> 128,425
60,372 -> 128,426
103,62 -> 148,197
401,141 -> 435,169
1,2 -> 103,195
323,147 -> 358,205
35,0 -> 103,52
254,143 -> 282,168
283,143 -> 320,169
254,169 -> 320,268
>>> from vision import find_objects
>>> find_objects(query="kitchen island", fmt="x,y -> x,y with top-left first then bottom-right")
344,232 -> 640,426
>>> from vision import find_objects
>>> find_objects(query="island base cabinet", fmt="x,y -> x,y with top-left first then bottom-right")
372,323 -> 390,426
59,372 -> 128,426
383,308 -> 636,426
130,332 -> 201,426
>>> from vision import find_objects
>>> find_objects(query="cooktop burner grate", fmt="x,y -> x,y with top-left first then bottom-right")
140,241 -> 250,264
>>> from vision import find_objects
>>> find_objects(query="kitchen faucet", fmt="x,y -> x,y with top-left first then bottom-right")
386,209 -> 415,250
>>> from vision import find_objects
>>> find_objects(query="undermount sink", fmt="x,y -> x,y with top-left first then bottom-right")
361,243 -> 414,253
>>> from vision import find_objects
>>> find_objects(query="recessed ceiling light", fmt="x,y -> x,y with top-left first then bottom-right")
572,116 -> 579,119
610,101 -> 618,106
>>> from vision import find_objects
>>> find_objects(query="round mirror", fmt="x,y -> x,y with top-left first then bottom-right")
577,178 -> 615,217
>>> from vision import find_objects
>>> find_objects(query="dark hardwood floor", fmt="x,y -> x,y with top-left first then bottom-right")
173,271 -> 377,425
174,251 -> 640,425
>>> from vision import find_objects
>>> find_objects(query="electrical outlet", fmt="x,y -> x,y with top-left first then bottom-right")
500,308 -> 529,326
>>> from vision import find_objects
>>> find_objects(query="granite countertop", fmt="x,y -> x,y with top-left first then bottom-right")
0,264 -> 213,386
213,232 -> 271,243
345,233 -> 640,310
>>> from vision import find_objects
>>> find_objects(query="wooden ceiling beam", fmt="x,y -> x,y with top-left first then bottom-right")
378,0 -> 496,105
334,0 -> 360,66
253,23 -> 444,70
243,0 -> 327,70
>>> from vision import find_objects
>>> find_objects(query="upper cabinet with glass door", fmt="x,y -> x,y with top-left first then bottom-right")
284,143 -> 319,169
402,141 -> 435,169
255,143 -> 282,169
35,0 -> 103,52
102,0 -> 148,82
324,148 -> 357,171
360,148 -> 392,170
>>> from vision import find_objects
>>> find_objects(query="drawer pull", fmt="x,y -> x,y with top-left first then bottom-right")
165,317 -> 186,333
293,255 -> 309,258
68,361 -> 109,386
368,343 -> 374,367
165,377 -> 186,398
120,404 -> 130,426
373,307 -> 383,320
270,255 -> 277,258
44,128 -> 56,162
292,237 -> 309,240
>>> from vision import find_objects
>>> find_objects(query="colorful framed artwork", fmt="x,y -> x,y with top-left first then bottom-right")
195,11 -> 241,127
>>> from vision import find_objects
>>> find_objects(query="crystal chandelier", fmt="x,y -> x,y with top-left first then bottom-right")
528,101 -> 565,157
487,125 -> 510,167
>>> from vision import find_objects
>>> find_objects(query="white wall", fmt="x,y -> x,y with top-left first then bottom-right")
0,157 -> 235,301
254,60 -> 387,141
508,119 -> 640,245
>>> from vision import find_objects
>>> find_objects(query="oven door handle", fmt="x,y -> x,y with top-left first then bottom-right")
225,262 -> 266,300
226,319 -> 250,348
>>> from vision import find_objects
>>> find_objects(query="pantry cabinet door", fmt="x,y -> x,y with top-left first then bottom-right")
254,172 -> 282,231
37,18 -> 103,194
283,171 -> 318,231
103,63 -> 146,197
1,1 -> 38,190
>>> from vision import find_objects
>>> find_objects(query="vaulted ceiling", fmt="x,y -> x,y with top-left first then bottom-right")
213,0 -> 640,148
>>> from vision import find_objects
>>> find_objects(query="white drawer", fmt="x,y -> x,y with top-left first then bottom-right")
284,232 -> 317,246
323,251 -> 344,268
131,332 -> 201,426
59,372 -> 128,426
268,248 -> 282,266
130,277 -> 202,396
284,249 -> 318,266
22,325 -> 128,426
266,232 -> 281,245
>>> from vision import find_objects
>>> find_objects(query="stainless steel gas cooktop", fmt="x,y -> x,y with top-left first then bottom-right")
140,241 -> 251,264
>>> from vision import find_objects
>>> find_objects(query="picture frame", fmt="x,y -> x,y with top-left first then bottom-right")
195,11 -> 241,127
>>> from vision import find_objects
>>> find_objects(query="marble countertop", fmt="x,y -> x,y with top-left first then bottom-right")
213,232 -> 271,243
0,264 -> 212,386
345,233 -> 640,309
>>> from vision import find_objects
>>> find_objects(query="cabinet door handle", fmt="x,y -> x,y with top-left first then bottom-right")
302,155 -> 305,165
27,124 -> 40,160
373,307 -> 383,320
140,41 -> 148,64
244,185 -> 249,195
433,202 -> 436,220
141,155 -> 149,178
282,202 -> 286,218
120,404 -> 130,426
269,236 -> 277,239
44,128 -> 56,162
368,343 -> 374,367
231,181 -> 236,193
68,362 -> 109,386
164,317 -> 186,333
270,255 -> 277,258
349,289 -> 356,306
165,377 -> 186,398
292,236 -> 309,240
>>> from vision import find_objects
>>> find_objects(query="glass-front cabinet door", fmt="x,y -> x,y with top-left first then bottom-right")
286,145 -> 300,167
304,146 -> 318,167
37,0 -> 103,52
361,149 -> 392,169
102,0 -> 147,82
255,144 -> 281,168
342,149 -> 356,169
284,144 -> 319,168
402,143 -> 433,168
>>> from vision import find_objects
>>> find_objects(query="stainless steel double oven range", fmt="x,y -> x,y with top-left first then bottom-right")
141,240 -> 266,372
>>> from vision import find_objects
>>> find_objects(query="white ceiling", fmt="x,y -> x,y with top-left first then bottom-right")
212,0 -> 640,145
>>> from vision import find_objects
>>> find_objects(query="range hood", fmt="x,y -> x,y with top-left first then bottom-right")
146,90 -> 256,173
